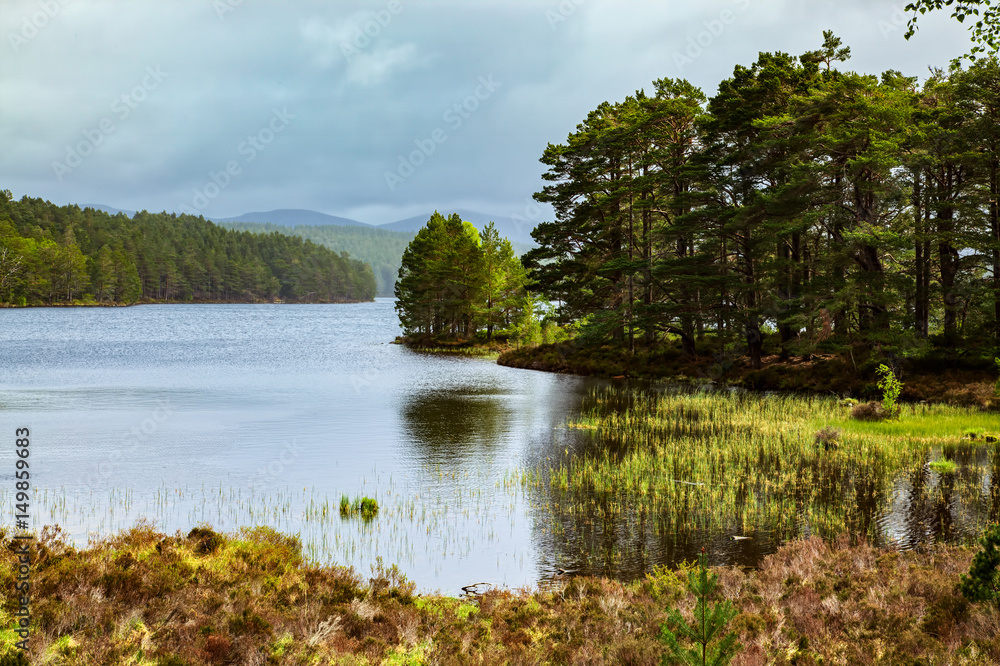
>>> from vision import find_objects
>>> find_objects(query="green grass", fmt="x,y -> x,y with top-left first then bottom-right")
929,459 -> 959,474
339,495 -> 379,520
828,403 -> 998,441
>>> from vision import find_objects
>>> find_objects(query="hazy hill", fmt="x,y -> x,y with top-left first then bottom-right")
379,209 -> 535,244
83,204 -> 136,217
211,209 -> 370,227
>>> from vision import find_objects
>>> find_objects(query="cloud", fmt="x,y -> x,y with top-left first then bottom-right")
0,0 -> 976,223
346,43 -> 419,86
300,15 -> 358,69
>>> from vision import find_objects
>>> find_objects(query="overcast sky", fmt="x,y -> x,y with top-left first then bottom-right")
0,0 -> 975,225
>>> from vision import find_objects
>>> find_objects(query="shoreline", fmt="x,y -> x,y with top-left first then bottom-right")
0,298 -> 376,309
498,341 -> 999,408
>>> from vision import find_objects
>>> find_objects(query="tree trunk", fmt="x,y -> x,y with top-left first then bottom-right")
991,157 -> 1000,343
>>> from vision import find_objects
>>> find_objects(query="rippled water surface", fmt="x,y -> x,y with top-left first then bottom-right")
0,301 -> 995,593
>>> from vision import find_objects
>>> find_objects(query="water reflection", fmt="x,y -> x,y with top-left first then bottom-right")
401,387 -> 510,465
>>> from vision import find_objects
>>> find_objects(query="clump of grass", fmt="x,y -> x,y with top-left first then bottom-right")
187,525 -> 224,554
929,459 -> 959,475
814,426 -> 842,451
340,495 -> 379,520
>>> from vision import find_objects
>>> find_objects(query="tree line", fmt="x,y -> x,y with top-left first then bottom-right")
524,35 -> 1000,367
0,192 -> 376,305
394,212 -> 529,342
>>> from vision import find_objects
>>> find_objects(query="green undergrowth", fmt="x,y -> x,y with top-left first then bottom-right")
1,525 -> 999,664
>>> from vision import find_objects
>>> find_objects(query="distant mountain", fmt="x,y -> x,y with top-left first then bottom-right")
83,204 -> 136,217
211,209 -> 371,227
377,209 -> 536,245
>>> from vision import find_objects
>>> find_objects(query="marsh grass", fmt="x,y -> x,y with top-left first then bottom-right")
524,389 -> 999,565
340,495 -> 380,520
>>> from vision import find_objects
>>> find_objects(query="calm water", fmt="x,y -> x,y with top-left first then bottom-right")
0,301 -> 993,593
0,300 -> 600,593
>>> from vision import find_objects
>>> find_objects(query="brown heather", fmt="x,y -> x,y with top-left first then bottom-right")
1,524 -> 999,664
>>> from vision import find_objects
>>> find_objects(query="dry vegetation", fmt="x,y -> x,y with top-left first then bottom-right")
1,524 -> 998,665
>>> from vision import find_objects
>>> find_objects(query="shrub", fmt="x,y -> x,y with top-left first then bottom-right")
960,523 -> 1000,607
850,401 -> 888,421
876,363 -> 903,417
188,526 -> 223,555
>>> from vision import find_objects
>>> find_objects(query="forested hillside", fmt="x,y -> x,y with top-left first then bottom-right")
221,221 -> 536,296
525,36 -> 1000,368
218,222 -> 411,296
0,192 -> 376,305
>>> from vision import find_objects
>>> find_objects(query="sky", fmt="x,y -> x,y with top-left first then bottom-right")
0,0 -> 977,226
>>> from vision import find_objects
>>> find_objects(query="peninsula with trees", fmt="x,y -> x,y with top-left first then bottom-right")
489,36 -> 1000,406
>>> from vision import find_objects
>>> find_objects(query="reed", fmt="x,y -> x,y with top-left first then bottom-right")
522,388 -> 999,564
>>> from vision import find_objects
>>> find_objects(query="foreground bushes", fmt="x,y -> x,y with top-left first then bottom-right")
1,524 -> 999,664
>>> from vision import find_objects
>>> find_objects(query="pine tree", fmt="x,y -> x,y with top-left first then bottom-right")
659,550 -> 740,666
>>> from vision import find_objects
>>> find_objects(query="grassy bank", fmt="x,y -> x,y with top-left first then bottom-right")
393,335 -> 514,358
498,341 -> 998,407
1,524 -> 998,665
